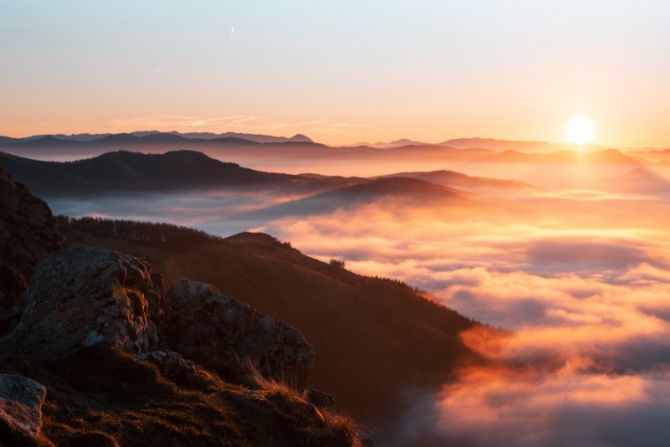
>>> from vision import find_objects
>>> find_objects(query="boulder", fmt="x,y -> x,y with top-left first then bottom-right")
0,374 -> 47,446
163,279 -> 314,388
3,244 -> 160,359
0,171 -> 61,333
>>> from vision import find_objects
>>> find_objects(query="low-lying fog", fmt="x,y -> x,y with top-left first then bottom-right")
46,161 -> 670,446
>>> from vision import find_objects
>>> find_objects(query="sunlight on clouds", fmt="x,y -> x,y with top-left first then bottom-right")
256,192 -> 670,446
46,179 -> 670,447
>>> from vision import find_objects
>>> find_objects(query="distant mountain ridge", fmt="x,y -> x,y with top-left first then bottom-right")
0,150 -> 357,196
2,130 -> 313,145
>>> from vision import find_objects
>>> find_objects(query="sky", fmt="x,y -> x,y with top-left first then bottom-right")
1,0 -> 669,147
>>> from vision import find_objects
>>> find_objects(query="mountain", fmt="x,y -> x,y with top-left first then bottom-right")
237,177 -> 467,219
212,132 -> 313,143
381,169 -> 531,190
0,131 -> 313,145
0,133 -> 498,176
59,216 -> 478,435
65,132 -> 262,147
0,131 -> 325,163
0,150 -> 358,196
22,133 -> 114,142
368,138 -> 428,149
0,171 -> 366,446
8,135 -> 82,147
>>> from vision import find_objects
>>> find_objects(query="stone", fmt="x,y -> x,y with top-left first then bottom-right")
0,374 -> 47,447
3,245 -> 159,359
163,279 -> 314,389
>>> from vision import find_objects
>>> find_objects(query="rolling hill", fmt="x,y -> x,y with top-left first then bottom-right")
0,150 -> 358,196
236,177 -> 468,220
380,169 -> 530,190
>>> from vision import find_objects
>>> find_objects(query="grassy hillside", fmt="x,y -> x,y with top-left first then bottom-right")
58,217 -> 478,431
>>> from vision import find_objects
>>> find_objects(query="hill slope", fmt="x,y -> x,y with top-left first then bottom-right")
237,177 -> 467,219
381,169 -> 530,190
59,216 -> 478,433
0,172 -> 364,447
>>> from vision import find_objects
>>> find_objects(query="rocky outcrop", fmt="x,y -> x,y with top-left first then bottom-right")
163,279 -> 314,388
0,170 -> 61,334
4,244 -> 160,359
0,170 -> 363,446
0,374 -> 47,446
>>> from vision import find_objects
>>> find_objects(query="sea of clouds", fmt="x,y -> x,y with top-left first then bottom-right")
47,183 -> 670,446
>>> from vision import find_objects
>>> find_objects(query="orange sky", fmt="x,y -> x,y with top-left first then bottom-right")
2,1 -> 669,147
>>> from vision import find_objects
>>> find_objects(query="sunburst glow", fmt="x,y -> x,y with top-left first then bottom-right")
565,115 -> 597,146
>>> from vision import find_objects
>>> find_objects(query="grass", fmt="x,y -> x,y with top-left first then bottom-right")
0,347 -> 364,447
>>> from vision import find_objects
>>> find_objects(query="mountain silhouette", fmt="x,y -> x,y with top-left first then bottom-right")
381,169 -> 530,190
0,150 -> 356,196
237,177 -> 467,219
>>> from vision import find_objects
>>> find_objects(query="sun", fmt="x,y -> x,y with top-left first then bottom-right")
565,115 -> 596,146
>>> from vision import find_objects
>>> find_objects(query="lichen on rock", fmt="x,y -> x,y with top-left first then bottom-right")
3,244 -> 160,359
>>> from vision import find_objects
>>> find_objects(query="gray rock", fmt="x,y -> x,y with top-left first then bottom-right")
163,279 -> 314,389
3,244 -> 160,359
0,374 -> 47,446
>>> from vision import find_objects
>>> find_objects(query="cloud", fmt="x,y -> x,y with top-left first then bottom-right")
45,182 -> 670,446
254,196 -> 670,446
424,365 -> 670,447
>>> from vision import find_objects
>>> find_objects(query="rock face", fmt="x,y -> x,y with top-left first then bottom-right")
0,374 -> 47,446
136,350 -> 207,386
163,279 -> 314,388
4,244 -> 160,359
0,171 -> 61,333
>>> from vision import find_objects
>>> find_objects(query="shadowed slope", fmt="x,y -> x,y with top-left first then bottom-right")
381,169 -> 530,190
236,177 -> 467,219
0,150 -> 356,196
59,217 -> 478,431
0,172 -> 364,447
